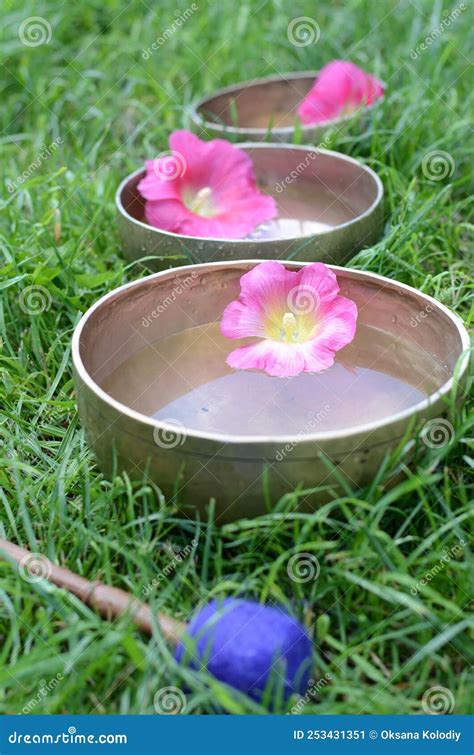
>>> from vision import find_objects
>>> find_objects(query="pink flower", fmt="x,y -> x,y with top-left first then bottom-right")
297,60 -> 384,125
137,130 -> 277,239
220,262 -> 358,378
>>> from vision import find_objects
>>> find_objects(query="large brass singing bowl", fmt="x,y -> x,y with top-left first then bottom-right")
72,261 -> 469,523
116,144 -> 383,270
190,71 -> 384,144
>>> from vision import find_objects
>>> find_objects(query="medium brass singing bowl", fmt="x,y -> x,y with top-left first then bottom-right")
190,71 -> 384,143
116,144 -> 383,270
72,261 -> 469,523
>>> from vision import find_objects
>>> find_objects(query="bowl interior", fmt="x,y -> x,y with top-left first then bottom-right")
195,75 -> 315,131
78,264 -> 462,438
119,147 -> 381,240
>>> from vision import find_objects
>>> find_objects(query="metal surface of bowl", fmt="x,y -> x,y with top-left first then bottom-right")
116,144 -> 384,270
72,261 -> 469,523
190,71 -> 384,143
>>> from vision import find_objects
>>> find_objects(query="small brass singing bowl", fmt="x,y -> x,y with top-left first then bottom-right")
190,71 -> 384,144
72,261 -> 469,524
116,144 -> 384,270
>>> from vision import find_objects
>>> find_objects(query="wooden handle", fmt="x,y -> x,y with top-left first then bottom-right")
0,538 -> 186,645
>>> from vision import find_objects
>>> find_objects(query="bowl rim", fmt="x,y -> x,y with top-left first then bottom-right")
189,69 -> 385,138
72,260 -> 470,447
115,143 -> 384,245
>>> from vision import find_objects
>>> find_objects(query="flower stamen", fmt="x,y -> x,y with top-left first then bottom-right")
281,312 -> 299,342
186,186 -> 216,217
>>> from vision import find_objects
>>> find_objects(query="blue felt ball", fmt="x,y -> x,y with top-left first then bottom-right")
175,598 -> 312,701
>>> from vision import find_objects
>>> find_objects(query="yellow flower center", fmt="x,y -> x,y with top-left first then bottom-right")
265,309 -> 317,344
184,186 -> 216,217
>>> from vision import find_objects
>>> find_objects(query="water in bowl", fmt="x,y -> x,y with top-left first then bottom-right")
246,181 -> 353,240
102,323 -> 444,437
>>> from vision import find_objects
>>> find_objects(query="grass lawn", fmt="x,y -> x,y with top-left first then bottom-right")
0,0 -> 473,716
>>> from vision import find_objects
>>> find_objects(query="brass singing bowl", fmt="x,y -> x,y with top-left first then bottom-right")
116,144 -> 383,270
72,261 -> 469,523
190,71 -> 384,143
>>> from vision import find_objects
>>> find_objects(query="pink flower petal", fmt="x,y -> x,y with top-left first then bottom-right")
204,141 -> 256,192
227,338 -> 337,378
227,340 -> 307,378
220,300 -> 266,339
238,261 -> 295,306
137,161 -> 182,201
297,60 -> 384,125
137,131 -> 277,239
143,199 -> 191,233
289,263 -> 340,313
178,192 -> 276,239
298,341 -> 336,373
169,130 -> 212,179
316,296 -> 358,351
221,261 -> 294,339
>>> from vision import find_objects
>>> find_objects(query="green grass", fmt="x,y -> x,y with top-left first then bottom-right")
0,0 -> 473,716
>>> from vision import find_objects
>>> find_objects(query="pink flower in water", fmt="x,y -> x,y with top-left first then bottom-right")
297,60 -> 384,125
137,130 -> 277,239
221,261 -> 358,378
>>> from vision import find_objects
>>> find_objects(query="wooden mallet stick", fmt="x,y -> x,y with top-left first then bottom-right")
0,538 -> 185,643
0,537 -> 313,701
